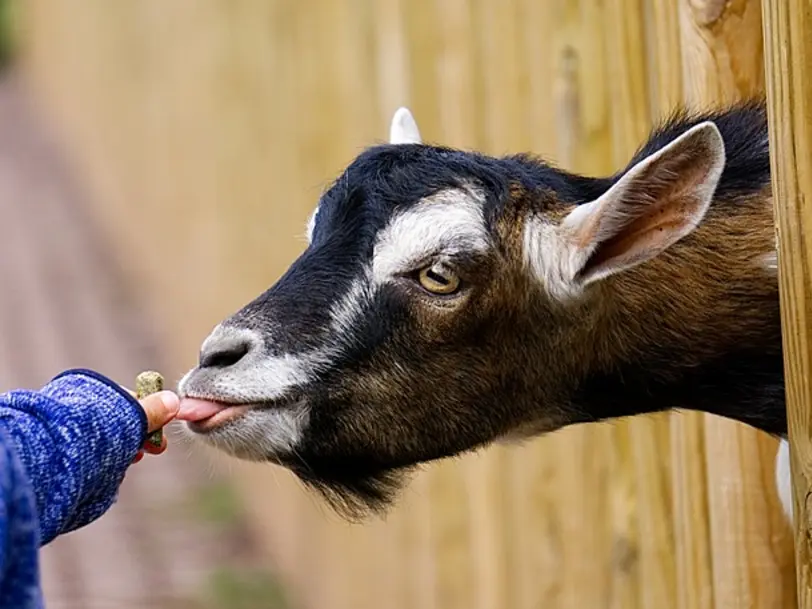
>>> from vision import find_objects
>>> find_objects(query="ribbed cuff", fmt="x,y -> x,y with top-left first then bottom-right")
49,368 -> 148,447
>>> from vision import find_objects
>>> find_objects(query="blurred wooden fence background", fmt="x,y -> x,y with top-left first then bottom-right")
17,1 -> 797,607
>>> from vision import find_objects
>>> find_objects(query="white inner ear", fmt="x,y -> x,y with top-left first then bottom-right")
389,107 -> 422,145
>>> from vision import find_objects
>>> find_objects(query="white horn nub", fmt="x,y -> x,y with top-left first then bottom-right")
389,107 -> 422,144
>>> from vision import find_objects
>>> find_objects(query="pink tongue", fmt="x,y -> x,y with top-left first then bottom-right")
177,398 -> 229,422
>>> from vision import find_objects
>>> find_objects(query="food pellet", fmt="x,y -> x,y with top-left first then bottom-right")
136,371 -> 164,448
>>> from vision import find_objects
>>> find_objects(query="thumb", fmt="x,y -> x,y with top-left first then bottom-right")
139,391 -> 180,433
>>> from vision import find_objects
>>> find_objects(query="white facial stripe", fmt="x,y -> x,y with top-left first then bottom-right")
372,188 -> 489,284
330,274 -> 373,340
525,220 -> 783,303
522,215 -> 585,303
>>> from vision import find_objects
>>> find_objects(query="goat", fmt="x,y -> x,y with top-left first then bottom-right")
176,101 -> 790,523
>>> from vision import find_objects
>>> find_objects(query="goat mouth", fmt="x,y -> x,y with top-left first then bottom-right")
177,392 -> 305,433
177,398 -> 252,433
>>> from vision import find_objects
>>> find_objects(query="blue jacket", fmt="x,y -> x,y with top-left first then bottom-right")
0,369 -> 148,609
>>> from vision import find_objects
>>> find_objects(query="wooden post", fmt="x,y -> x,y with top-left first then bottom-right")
762,1 -> 812,604
679,1 -> 797,606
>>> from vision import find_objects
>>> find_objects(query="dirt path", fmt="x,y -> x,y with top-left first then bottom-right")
0,73 -> 289,609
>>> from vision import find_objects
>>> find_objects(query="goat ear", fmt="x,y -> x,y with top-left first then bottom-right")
389,107 -> 422,144
560,121 -> 726,286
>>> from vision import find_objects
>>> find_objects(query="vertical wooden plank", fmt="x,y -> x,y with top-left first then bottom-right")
283,4 -> 341,606
368,3 -> 417,607
605,0 -> 651,159
402,5 -> 475,609
679,1 -> 797,607
552,0 -> 613,173
646,0 -> 684,113
371,3 -> 437,609
604,2 -> 648,607
670,413 -> 715,609
438,3 -> 507,609
509,4 -> 566,609
646,18 -> 718,607
763,0 -> 812,604
679,0 -> 765,96
231,1 -> 319,602
316,2 -> 394,608
605,2 -> 685,607
374,0 -> 411,124
460,3 -> 528,607
545,2 -> 617,607
644,4 -> 698,609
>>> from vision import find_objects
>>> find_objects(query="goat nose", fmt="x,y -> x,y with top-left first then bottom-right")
198,331 -> 258,369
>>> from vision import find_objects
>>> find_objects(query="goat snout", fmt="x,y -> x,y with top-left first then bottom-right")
178,321 -> 316,409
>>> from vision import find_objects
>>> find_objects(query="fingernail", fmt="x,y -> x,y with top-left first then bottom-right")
159,391 -> 180,414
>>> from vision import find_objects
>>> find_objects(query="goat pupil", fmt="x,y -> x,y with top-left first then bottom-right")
427,269 -> 448,285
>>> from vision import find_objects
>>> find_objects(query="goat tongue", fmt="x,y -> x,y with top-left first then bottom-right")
176,398 -> 228,422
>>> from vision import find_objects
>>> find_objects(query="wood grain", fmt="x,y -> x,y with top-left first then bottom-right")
763,0 -> 812,604
679,1 -> 797,606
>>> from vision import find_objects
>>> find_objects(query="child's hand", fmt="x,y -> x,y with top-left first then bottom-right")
126,390 -> 180,464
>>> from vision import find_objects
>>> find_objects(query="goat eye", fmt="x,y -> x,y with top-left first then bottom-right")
417,264 -> 461,295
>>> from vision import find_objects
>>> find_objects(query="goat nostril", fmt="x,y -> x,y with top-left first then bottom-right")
199,340 -> 252,369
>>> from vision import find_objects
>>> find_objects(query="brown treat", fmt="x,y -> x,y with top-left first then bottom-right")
136,371 -> 164,448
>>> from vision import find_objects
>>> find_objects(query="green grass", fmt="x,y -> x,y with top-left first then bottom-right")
0,0 -> 18,69
192,480 -> 245,528
183,482 -> 295,608
203,567 -> 291,609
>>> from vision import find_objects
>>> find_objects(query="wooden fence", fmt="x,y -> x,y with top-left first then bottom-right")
17,1 -> 802,607
764,1 -> 812,605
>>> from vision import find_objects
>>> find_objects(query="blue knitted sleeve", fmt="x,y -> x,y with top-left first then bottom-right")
0,369 -> 148,545
0,427 -> 42,608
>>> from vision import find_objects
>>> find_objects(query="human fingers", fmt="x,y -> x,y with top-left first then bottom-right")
141,391 -> 180,433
